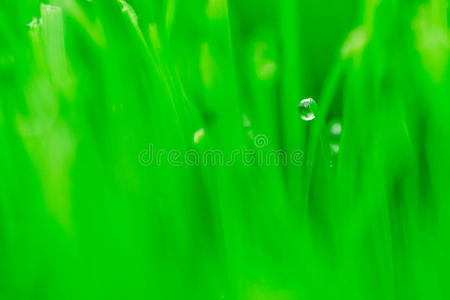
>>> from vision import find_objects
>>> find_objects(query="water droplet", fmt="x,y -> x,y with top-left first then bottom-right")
328,120 -> 342,148
298,98 -> 317,121
328,119 -> 341,159
242,114 -> 254,138
330,143 -> 340,153
330,122 -> 342,136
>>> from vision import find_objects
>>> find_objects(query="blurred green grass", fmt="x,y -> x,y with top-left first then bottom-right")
0,0 -> 449,299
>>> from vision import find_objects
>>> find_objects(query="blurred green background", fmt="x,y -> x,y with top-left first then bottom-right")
1,0 -> 449,299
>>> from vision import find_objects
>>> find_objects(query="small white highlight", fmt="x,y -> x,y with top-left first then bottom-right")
41,4 -> 61,12
27,17 -> 40,29
330,144 -> 340,153
118,0 -> 138,26
194,128 -> 205,144
331,123 -> 342,135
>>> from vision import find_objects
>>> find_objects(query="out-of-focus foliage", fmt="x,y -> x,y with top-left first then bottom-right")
0,0 -> 449,299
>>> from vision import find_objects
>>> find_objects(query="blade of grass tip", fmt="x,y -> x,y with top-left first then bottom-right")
40,4 -> 74,97
52,0 -> 106,47
15,5 -> 76,231
303,58 -> 344,211
126,4 -> 200,291
118,0 -> 147,45
111,3 -> 194,294
171,67 -> 206,143
27,17 -> 45,71
165,0 -> 175,38
147,23 -> 189,143
140,21 -> 193,243
116,0 -> 186,143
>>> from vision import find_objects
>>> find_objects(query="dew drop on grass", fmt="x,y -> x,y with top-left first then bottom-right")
328,120 -> 342,141
330,122 -> 341,136
328,119 -> 342,155
242,114 -> 254,139
330,143 -> 340,153
298,98 -> 317,121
